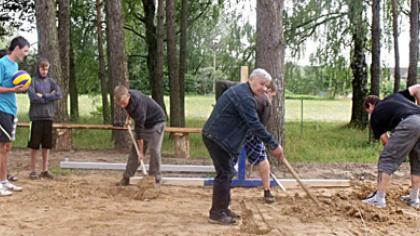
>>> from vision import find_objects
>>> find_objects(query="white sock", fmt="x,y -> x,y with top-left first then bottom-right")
376,191 -> 386,201
410,188 -> 419,200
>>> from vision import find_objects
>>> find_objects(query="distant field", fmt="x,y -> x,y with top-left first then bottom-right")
16,94 -> 352,122
14,94 -> 377,162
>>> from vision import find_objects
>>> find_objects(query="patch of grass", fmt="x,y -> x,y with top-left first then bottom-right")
285,121 -> 382,163
49,166 -> 73,176
72,129 -> 113,150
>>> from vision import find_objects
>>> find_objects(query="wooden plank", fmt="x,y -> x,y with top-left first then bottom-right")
60,161 -> 215,172
165,127 -> 201,133
131,177 -> 212,186
130,176 -> 350,188
18,122 -> 201,133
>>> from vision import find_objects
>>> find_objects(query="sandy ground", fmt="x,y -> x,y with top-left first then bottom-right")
0,149 -> 419,236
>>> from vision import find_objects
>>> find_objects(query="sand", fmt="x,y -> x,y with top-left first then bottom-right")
0,149 -> 419,236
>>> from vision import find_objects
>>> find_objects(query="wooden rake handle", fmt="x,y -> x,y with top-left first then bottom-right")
126,122 -> 148,175
281,157 -> 321,207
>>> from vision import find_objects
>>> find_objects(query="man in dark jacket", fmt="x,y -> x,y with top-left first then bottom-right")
202,68 -> 284,225
362,84 -> 420,209
27,57 -> 62,179
114,85 -> 166,186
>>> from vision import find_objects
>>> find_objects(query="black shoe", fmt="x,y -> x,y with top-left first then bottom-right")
155,175 -> 161,184
225,209 -> 240,219
208,211 -> 237,225
116,177 -> 129,186
39,171 -> 54,179
264,190 -> 275,204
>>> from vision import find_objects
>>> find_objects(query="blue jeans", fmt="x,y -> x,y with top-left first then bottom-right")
202,134 -> 236,216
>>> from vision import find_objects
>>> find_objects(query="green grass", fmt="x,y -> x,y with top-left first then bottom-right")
285,122 -> 381,163
13,94 -> 381,163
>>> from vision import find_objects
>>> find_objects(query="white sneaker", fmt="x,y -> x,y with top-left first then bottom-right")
3,181 -> 23,192
0,185 -> 12,197
400,195 -> 420,209
362,192 -> 386,208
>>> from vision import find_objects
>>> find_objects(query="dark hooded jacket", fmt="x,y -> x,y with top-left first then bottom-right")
27,62 -> 62,121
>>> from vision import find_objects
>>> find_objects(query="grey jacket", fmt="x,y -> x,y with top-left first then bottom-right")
28,75 -> 62,121
125,90 -> 166,139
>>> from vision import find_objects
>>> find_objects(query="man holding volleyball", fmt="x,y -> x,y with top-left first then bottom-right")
27,57 -> 61,180
0,36 -> 30,196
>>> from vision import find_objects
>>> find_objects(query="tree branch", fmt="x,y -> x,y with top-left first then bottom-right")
286,12 -> 347,42
124,24 -> 146,40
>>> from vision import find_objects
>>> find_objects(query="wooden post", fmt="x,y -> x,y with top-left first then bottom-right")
53,128 -> 73,150
241,66 -> 249,83
173,132 -> 190,158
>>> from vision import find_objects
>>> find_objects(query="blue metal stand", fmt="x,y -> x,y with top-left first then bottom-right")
204,147 -> 277,187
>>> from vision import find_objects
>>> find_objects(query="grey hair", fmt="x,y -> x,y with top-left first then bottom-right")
113,85 -> 129,102
249,68 -> 272,81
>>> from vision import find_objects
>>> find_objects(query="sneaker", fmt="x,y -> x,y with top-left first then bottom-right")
116,177 -> 130,186
29,171 -> 38,180
7,174 -> 18,182
3,181 -> 23,192
362,192 -> 386,208
39,171 -> 54,179
264,190 -> 275,204
0,188 -> 12,197
225,209 -> 240,219
400,195 -> 420,209
208,211 -> 238,225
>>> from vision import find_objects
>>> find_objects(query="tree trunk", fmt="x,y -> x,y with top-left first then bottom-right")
69,40 -> 79,121
166,0 -> 182,127
35,0 -> 67,122
96,0 -> 110,124
370,0 -> 380,96
391,0 -> 401,93
256,0 -> 285,146
155,0 -> 167,118
106,0 -> 129,148
348,0 -> 368,128
58,0 -> 71,119
407,0 -> 419,86
177,0 -> 188,127
142,0 -> 167,117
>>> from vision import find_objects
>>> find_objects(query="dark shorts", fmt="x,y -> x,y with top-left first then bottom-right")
27,120 -> 53,149
0,111 -> 17,143
244,135 -> 267,165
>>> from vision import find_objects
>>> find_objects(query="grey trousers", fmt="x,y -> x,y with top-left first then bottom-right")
123,122 -> 165,180
379,115 -> 420,175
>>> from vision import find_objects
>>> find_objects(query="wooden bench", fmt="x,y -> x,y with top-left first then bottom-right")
17,122 -> 202,158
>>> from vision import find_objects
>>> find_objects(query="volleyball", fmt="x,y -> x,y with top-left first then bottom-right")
12,70 -> 31,90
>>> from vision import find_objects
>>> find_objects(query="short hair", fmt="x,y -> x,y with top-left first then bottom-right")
38,57 -> 50,69
363,95 -> 380,109
8,36 -> 30,52
113,85 -> 129,102
249,68 -> 272,81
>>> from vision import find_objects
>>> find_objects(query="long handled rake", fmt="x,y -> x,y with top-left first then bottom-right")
279,157 -> 321,207
126,119 -> 148,176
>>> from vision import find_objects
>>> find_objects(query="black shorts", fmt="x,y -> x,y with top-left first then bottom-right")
27,120 -> 53,149
0,111 -> 17,143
